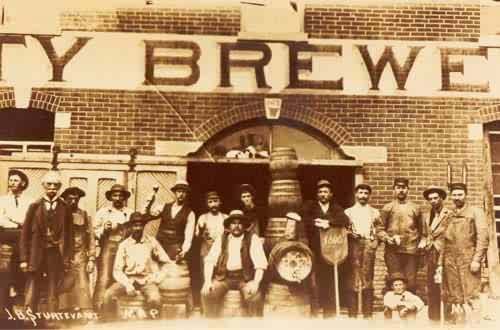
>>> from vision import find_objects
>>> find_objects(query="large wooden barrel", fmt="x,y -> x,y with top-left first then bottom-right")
117,294 -> 148,320
263,283 -> 310,318
268,180 -> 302,212
158,262 -> 192,318
221,290 -> 244,317
159,262 -> 191,304
268,241 -> 313,283
0,244 -> 13,272
270,147 -> 299,180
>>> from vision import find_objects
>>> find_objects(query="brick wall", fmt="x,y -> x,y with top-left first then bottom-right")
304,2 -> 480,41
60,7 -> 240,35
34,87 -> 496,308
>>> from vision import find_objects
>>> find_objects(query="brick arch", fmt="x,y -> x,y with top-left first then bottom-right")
478,104 -> 500,124
193,101 -> 352,145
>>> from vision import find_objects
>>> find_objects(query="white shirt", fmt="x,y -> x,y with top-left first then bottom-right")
345,203 -> 380,239
0,192 -> 33,227
196,212 -> 227,241
94,205 -> 133,239
113,234 -> 170,287
205,233 -> 268,271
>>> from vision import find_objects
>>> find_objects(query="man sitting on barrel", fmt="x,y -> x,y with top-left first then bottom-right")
201,210 -> 268,317
102,212 -> 171,321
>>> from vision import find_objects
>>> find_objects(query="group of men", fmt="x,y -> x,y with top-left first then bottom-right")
0,168 -> 490,325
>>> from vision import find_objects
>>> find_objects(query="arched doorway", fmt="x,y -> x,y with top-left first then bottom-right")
187,118 -> 358,214
187,119 -> 361,309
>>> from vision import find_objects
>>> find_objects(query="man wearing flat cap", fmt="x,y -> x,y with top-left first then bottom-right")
20,171 -> 73,314
102,212 -> 171,321
94,183 -> 133,310
201,210 -> 268,317
375,178 -> 425,294
302,179 -> 350,317
0,169 -> 33,316
59,187 -> 95,314
421,185 -> 451,322
238,184 -> 267,237
146,179 -> 195,262
439,183 -> 488,324
345,183 -> 380,319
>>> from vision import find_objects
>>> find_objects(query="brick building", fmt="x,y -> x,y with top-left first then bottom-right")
1,0 -> 500,310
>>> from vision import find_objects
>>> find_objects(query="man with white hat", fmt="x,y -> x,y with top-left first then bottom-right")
0,169 -> 33,316
201,210 -> 267,317
422,185 -> 451,322
146,179 -> 195,262
93,183 -> 133,310
345,183 -> 380,319
19,170 -> 73,315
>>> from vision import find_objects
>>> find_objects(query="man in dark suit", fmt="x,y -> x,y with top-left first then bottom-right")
19,171 -> 73,313
302,179 -> 350,318
422,186 -> 451,322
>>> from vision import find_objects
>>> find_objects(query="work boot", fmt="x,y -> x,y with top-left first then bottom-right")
362,289 -> 374,319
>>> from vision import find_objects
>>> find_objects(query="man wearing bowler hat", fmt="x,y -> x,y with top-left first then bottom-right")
201,210 -> 268,317
59,187 -> 96,314
238,184 -> 267,237
440,183 -> 488,324
102,212 -> 170,321
421,185 -> 451,322
94,184 -> 133,310
376,178 -> 426,294
146,179 -> 195,262
302,179 -> 350,317
0,169 -> 33,316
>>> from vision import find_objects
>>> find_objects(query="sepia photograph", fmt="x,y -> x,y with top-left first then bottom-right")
0,0 -> 500,329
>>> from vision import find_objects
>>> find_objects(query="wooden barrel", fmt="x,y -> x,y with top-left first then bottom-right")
268,241 -> 313,283
263,283 -> 310,318
117,294 -> 148,320
264,217 -> 288,251
268,180 -> 302,211
222,290 -> 244,317
159,262 -> 191,304
0,244 -> 13,272
270,147 -> 299,180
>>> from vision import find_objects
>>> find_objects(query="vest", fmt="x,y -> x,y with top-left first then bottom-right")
156,202 -> 192,248
214,232 -> 255,282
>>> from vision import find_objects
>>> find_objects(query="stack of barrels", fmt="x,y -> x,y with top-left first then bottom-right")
264,147 -> 312,318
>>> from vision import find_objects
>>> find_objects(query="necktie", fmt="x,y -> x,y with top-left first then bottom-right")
14,196 -> 18,207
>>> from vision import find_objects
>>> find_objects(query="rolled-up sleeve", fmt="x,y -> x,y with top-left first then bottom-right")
250,234 -> 268,270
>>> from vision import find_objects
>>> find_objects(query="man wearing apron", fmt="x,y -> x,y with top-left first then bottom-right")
93,184 -> 132,311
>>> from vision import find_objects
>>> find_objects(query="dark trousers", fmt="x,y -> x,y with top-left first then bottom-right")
384,250 -> 418,293
94,240 -> 119,310
0,230 -> 24,318
427,247 -> 441,321
24,248 -> 62,313
201,271 -> 262,318
347,289 -> 374,318
311,260 -> 338,318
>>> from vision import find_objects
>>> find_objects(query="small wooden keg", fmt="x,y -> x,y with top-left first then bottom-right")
221,290 -> 244,317
264,283 -> 310,318
269,147 -> 299,180
264,217 -> 288,251
268,180 -> 302,211
117,293 -> 148,320
159,262 -> 192,318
